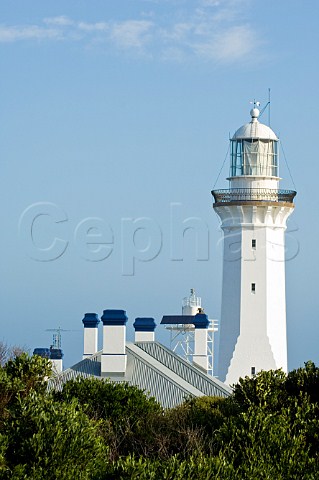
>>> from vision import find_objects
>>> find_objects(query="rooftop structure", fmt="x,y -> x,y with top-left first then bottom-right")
47,309 -> 231,408
161,289 -> 218,375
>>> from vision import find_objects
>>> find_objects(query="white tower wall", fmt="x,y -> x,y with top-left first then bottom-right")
218,228 -> 241,382
216,203 -> 293,384
230,176 -> 279,190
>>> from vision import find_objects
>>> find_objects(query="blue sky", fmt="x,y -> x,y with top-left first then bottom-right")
1,0 -> 318,371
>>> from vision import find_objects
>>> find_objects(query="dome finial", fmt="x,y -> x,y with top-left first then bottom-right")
250,100 -> 260,121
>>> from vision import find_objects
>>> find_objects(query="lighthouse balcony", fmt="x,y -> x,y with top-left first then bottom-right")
211,188 -> 296,206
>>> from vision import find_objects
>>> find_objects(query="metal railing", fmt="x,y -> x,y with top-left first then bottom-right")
211,188 -> 296,204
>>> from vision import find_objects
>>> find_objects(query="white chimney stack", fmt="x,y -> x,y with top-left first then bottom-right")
101,309 -> 128,377
133,317 -> 156,342
193,313 -> 209,373
82,313 -> 100,359
50,347 -> 63,375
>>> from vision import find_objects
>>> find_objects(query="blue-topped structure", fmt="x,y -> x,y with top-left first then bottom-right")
193,313 -> 210,329
49,346 -> 64,374
161,315 -> 195,325
33,345 -> 64,374
82,313 -> 100,328
133,317 -> 156,331
50,347 -> 64,360
134,317 -> 157,342
33,347 -> 51,358
101,309 -> 128,325
101,309 -> 128,376
82,313 -> 100,359
193,313 -> 210,372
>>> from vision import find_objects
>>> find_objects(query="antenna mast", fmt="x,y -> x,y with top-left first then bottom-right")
255,89 -> 271,123
268,87 -> 271,126
45,327 -> 73,349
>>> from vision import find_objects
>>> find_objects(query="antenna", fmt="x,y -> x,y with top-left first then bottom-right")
268,88 -> 271,126
255,90 -> 271,124
45,327 -> 74,349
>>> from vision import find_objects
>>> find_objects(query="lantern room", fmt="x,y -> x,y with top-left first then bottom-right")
229,108 -> 279,178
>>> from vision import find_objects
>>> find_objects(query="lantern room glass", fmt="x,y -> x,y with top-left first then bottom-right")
230,139 -> 279,177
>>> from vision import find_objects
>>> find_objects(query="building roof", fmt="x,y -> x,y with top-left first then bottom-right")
48,341 -> 231,408
232,121 -> 278,141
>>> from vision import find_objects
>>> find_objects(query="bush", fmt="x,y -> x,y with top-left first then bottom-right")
99,454 -> 236,480
55,377 -> 162,459
1,353 -> 319,478
152,396 -> 233,459
4,392 -> 106,480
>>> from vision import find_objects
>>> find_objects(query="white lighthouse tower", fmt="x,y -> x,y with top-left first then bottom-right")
212,105 -> 296,385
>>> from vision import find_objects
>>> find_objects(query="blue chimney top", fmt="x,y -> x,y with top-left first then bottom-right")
133,317 -> 156,332
50,347 -> 64,359
82,313 -> 100,328
33,347 -> 51,358
193,313 -> 209,329
101,309 -> 128,326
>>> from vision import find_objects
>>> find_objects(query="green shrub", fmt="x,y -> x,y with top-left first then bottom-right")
4,392 -> 106,480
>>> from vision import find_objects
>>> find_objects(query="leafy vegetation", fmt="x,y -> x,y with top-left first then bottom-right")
0,345 -> 319,479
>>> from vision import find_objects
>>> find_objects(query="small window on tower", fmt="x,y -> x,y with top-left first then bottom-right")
251,283 -> 256,293
251,366 -> 256,375
252,239 -> 256,249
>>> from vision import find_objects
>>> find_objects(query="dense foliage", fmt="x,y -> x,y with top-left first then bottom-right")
0,349 -> 319,479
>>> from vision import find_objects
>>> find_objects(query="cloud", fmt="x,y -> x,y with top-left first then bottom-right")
43,16 -> 74,26
110,20 -> 153,49
160,0 -> 260,62
192,25 -> 257,61
200,0 -> 222,6
0,25 -> 60,42
160,22 -> 193,42
78,21 -> 109,32
160,46 -> 186,62
0,1 -> 262,63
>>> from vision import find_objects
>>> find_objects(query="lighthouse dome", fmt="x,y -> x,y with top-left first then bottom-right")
232,108 -> 278,141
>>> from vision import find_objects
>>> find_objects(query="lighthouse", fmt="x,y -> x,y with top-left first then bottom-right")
212,106 -> 296,385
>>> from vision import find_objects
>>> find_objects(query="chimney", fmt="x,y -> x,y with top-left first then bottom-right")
133,317 -> 156,342
82,313 -> 100,359
193,313 -> 210,373
101,309 -> 128,377
50,346 -> 63,375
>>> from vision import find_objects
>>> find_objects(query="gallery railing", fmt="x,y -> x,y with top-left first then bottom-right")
211,188 -> 296,204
